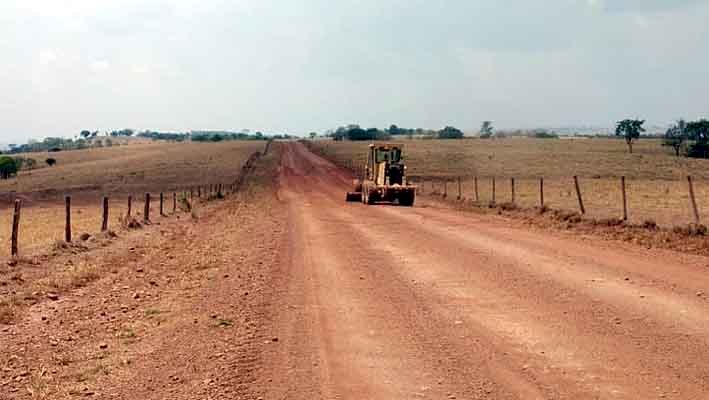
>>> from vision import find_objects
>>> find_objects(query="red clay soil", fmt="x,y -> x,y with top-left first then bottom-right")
2,142 -> 709,399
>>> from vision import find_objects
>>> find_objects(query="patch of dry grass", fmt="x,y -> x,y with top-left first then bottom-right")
0,301 -> 17,324
37,262 -> 101,292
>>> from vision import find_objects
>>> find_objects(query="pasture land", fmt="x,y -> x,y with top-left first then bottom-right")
1,141 -> 265,202
0,141 -> 264,258
311,137 -> 709,227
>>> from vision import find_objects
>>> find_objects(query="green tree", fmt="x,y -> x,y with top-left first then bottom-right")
685,119 -> 709,158
663,119 -> 688,156
686,119 -> 709,142
309,132 -> 317,139
0,156 -> 18,179
438,126 -> 464,139
615,119 -> 645,153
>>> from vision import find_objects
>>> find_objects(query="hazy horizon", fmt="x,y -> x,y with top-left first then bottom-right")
2,0 -> 708,142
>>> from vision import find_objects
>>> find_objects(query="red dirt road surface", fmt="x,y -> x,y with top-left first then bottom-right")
2,142 -> 709,399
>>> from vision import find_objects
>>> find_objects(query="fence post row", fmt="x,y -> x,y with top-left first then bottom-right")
144,193 -> 151,223
65,196 -> 71,243
101,197 -> 109,231
11,200 -> 21,257
574,176 -> 585,215
688,176 -> 700,224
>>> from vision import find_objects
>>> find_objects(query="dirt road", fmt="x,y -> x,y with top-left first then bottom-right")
2,142 -> 709,399
263,142 -> 709,399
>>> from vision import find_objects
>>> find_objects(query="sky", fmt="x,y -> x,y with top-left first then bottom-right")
1,0 -> 708,141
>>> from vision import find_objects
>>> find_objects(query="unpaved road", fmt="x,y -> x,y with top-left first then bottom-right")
263,142 -> 709,399
2,142 -> 709,399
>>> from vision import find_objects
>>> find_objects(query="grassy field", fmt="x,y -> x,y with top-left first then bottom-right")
0,140 -> 264,258
310,137 -> 709,227
0,141 -> 266,202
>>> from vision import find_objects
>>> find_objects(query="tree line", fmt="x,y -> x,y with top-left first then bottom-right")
2,129 -> 285,155
614,118 -> 709,157
660,119 -> 709,158
0,156 -> 56,179
326,124 -> 465,141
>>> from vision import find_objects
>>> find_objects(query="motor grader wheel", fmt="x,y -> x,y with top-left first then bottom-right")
398,191 -> 415,207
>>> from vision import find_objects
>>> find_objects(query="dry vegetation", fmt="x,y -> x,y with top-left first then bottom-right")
311,137 -> 709,227
0,140 -> 264,259
1,141 -> 265,201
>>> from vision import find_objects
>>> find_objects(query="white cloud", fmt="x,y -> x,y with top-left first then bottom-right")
89,59 -> 110,72
38,49 -> 59,66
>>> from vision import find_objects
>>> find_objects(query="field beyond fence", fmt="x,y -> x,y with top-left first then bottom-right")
0,141 -> 267,259
307,138 -> 709,228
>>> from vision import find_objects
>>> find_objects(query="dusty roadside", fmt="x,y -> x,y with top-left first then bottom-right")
0,146 -> 285,399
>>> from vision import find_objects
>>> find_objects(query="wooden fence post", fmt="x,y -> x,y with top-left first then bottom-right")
457,177 -> 462,200
621,176 -> 628,221
101,197 -> 109,231
160,192 -> 164,216
443,180 -> 448,198
65,196 -> 72,243
173,192 -> 177,213
492,177 -> 496,204
144,193 -> 150,223
127,195 -> 132,217
539,178 -> 544,208
198,187 -> 201,198
688,176 -> 700,224
574,176 -> 585,215
511,178 -> 516,204
11,200 -> 21,257
474,177 -> 479,202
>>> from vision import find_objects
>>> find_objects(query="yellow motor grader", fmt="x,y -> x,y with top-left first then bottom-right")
346,143 -> 416,206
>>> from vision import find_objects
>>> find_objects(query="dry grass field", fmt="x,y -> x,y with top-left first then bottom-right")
0,140 -> 265,258
310,137 -> 709,227
1,141 -> 266,201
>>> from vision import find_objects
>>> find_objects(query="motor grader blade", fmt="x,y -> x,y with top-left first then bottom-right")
346,192 -> 363,202
345,179 -> 363,202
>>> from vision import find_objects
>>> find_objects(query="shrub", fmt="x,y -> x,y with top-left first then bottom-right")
0,156 -> 18,179
438,126 -> 464,139
687,142 -> 709,159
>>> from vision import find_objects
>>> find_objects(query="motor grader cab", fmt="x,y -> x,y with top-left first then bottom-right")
346,143 -> 416,206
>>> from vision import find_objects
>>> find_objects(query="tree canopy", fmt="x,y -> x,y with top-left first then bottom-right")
0,156 -> 18,179
615,119 -> 645,153
663,119 -> 688,156
438,126 -> 464,139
